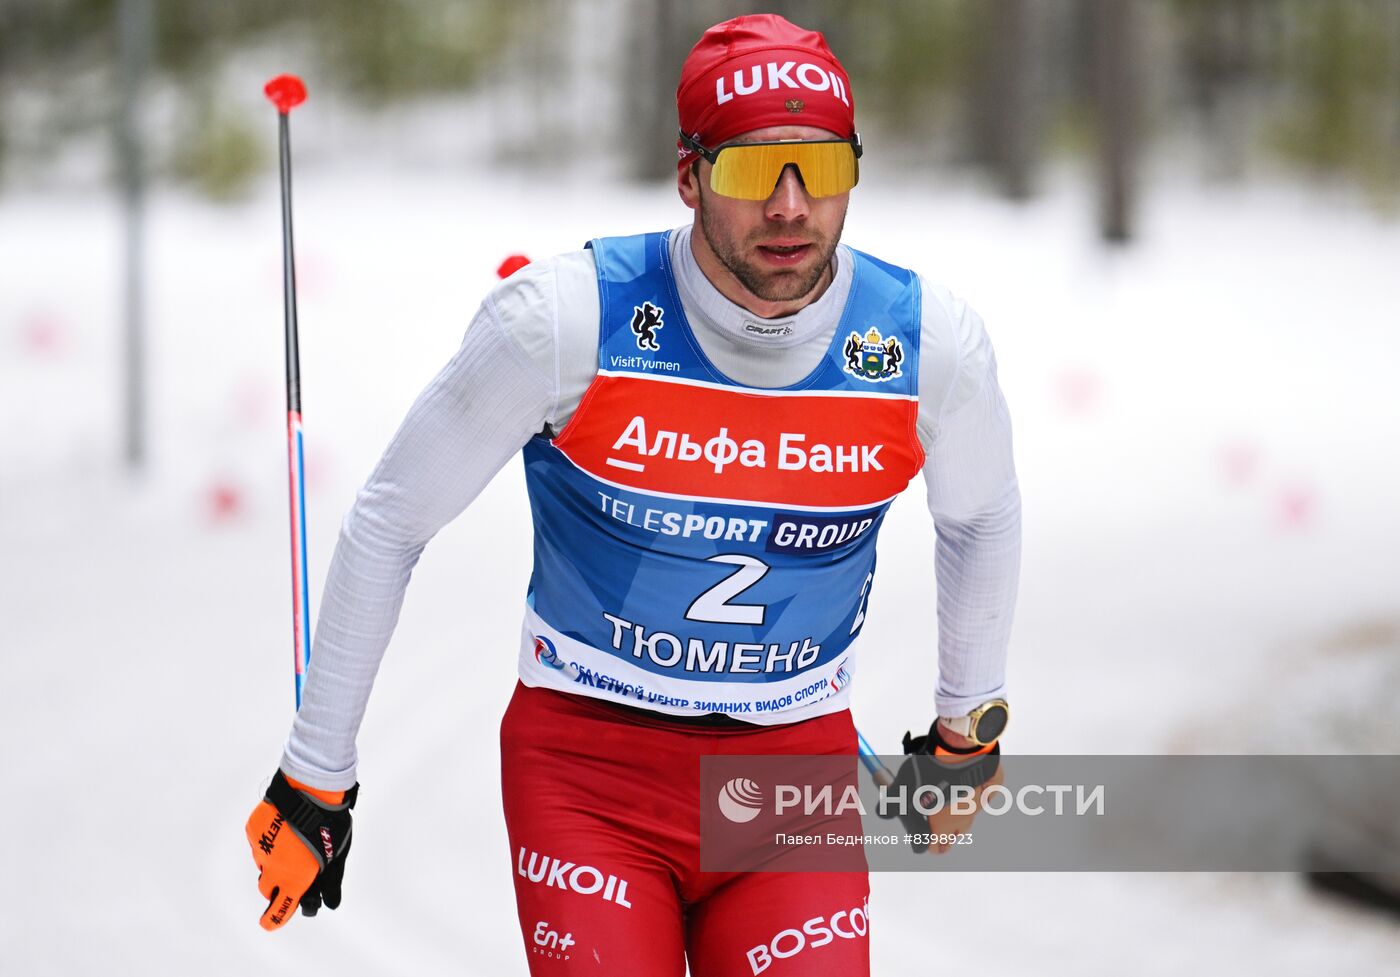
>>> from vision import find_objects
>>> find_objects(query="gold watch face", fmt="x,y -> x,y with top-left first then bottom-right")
969,699 -> 1010,745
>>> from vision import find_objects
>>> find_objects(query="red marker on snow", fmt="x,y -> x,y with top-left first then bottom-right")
21,311 -> 67,356
263,74 -> 307,115
205,479 -> 246,524
1277,484 -> 1316,529
498,254 -> 531,279
1055,368 -> 1100,414
1220,441 -> 1259,487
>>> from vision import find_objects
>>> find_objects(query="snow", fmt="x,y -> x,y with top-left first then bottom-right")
2,160 -> 1399,975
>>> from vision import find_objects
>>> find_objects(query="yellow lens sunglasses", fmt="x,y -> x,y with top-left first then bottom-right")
680,130 -> 863,200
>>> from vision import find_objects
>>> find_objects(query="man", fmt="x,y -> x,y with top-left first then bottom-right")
246,14 -> 1020,976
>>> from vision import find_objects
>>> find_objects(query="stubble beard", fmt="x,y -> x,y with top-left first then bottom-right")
698,189 -> 845,305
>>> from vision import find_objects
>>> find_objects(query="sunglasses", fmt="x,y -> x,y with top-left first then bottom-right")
679,131 -> 863,201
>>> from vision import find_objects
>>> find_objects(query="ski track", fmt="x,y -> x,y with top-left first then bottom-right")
2,166 -> 1399,975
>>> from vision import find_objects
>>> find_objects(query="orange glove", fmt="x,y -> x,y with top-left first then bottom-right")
245,769 -> 359,930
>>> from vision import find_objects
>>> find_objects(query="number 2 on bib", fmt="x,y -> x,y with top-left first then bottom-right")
684,557 -> 876,635
685,554 -> 769,625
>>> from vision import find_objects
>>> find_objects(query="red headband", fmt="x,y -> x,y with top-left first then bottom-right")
676,14 -> 856,171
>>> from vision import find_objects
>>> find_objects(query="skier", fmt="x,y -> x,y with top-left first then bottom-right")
246,14 -> 1020,976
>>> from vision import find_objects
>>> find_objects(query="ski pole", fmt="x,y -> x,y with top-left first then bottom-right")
264,73 -> 310,708
857,730 -> 895,787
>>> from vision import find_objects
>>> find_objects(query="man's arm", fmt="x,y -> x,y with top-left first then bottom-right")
916,285 -> 1021,729
279,279 -> 557,791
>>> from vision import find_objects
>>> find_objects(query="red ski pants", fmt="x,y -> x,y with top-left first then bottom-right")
501,682 -> 871,976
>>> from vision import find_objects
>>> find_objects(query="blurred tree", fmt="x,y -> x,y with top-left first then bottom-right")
0,0 -> 521,196
0,0 -> 120,168
169,87 -> 263,201
3,0 -> 1398,214
310,0 -> 520,104
1090,0 -> 1139,243
116,0 -> 151,471
968,0 -> 1037,200
1176,0 -> 1261,114
844,0 -> 975,146
625,0 -> 702,181
1269,0 -> 1400,200
1174,0 -> 1264,180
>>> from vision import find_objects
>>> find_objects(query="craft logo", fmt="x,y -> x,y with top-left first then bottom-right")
843,327 -> 904,382
744,320 -> 793,337
630,302 -> 664,351
718,777 -> 765,823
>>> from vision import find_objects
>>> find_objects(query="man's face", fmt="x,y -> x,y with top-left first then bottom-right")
680,125 -> 850,306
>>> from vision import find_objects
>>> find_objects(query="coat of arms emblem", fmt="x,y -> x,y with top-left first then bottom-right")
843,327 -> 904,382
630,302 -> 664,351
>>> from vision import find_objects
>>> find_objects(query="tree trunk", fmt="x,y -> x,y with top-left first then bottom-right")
116,0 -> 152,471
1092,0 -> 1138,244
626,0 -> 691,181
971,0 -> 1036,200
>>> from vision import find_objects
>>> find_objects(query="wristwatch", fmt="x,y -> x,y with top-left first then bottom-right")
937,699 -> 1010,746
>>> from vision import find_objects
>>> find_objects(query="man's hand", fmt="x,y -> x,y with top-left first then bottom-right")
922,723 -> 1001,854
245,770 -> 359,930
877,721 -> 1001,854
922,757 -> 1003,854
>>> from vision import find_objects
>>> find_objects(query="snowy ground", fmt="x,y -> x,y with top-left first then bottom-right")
2,160 -> 1399,975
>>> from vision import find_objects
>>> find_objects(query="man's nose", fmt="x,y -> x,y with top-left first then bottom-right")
765,164 -> 810,221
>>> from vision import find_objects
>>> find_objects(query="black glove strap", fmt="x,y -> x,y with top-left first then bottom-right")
877,721 -> 1002,851
265,769 -> 358,867
903,720 -> 1002,788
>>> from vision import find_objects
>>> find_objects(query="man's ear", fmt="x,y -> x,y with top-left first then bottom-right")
678,161 -> 701,210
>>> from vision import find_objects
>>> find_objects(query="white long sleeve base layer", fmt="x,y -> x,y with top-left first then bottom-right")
281,226 -> 1020,790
